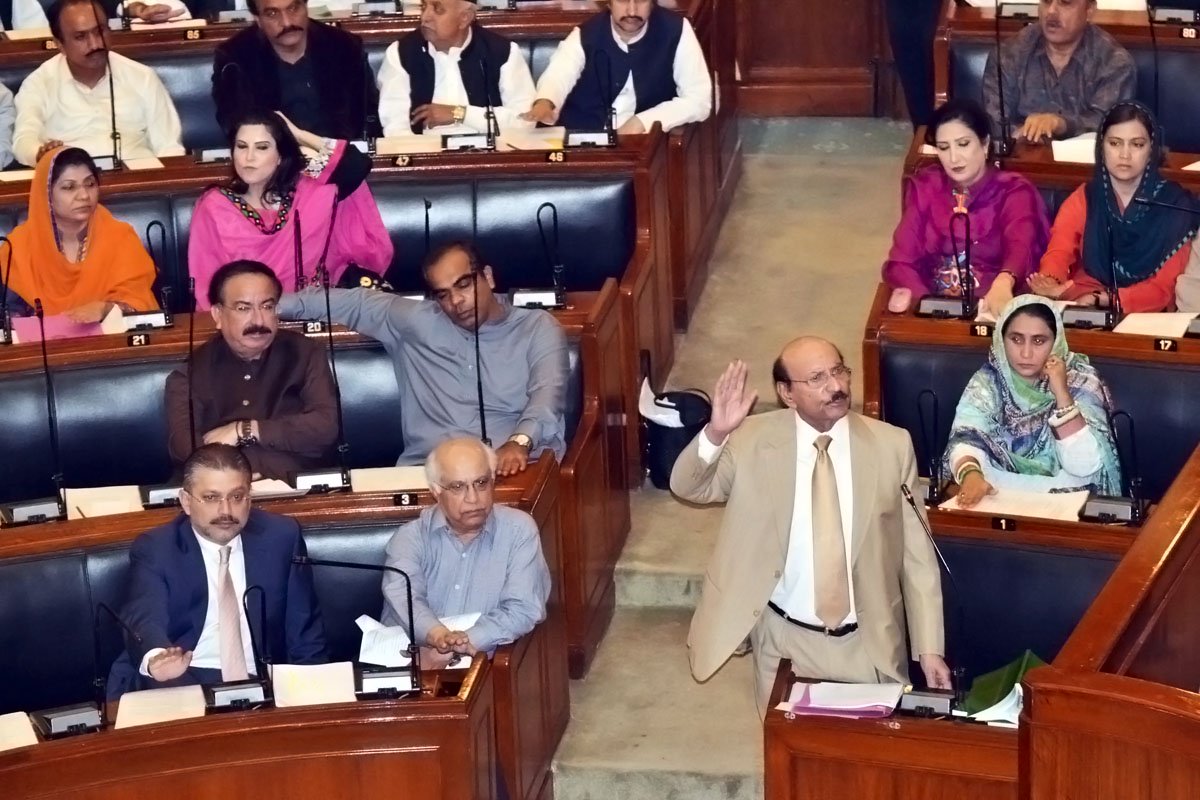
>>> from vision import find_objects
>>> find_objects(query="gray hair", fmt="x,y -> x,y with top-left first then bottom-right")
424,438 -> 498,487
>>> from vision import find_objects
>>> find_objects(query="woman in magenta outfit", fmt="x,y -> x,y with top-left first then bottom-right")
188,111 -> 394,310
882,98 -> 1051,316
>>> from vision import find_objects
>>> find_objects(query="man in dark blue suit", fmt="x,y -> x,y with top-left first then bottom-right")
107,444 -> 327,698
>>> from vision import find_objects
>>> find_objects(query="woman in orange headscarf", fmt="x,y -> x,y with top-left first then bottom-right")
2,147 -> 157,322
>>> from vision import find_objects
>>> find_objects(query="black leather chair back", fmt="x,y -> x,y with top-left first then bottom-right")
879,342 -> 1200,501
949,38 -> 1200,152
303,523 -> 395,662
0,337 -> 582,503
935,536 -> 1117,686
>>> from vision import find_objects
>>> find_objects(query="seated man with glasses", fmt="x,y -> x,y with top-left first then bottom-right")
279,240 -> 569,475
165,259 -> 339,482
106,443 -> 328,699
381,437 -> 551,669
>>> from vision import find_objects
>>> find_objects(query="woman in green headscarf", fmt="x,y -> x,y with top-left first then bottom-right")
943,295 -> 1122,507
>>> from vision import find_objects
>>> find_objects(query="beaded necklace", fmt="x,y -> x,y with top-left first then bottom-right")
220,187 -> 294,234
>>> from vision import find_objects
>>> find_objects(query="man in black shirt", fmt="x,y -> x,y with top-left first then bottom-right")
212,0 -> 380,141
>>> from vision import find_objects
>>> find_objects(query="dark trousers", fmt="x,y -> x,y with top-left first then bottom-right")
136,665 -> 226,692
885,0 -> 945,128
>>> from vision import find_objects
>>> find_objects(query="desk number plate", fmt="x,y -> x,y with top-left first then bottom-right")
1183,27 -> 1197,40
970,323 -> 992,338
127,333 -> 151,348
1155,338 -> 1179,352
304,321 -> 326,335
547,151 -> 566,163
394,491 -> 423,507
991,517 -> 1017,532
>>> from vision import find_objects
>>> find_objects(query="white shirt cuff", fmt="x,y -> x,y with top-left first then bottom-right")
138,647 -> 166,677
696,428 -> 726,464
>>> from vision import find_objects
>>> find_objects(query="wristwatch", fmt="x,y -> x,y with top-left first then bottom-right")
452,105 -> 466,124
508,433 -> 532,450
236,419 -> 258,448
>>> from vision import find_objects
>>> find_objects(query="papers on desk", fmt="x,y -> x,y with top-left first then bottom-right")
1185,160 -> 1200,173
920,143 -> 937,156
2,27 -> 52,41
940,488 -> 1089,521
0,169 -> 36,183
1051,132 -> 1096,165
963,0 -> 1144,7
0,712 -> 38,753
1113,312 -> 1198,338
114,685 -> 206,729
64,485 -> 143,519
123,157 -> 165,171
349,466 -> 428,493
130,18 -> 205,29
271,662 -> 357,707
971,684 -> 1023,728
376,135 -> 445,156
250,478 -> 308,499
357,612 -> 481,668
10,305 -> 125,343
775,681 -> 904,719
498,127 -> 566,151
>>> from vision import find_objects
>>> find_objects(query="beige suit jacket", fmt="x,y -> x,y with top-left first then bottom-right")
671,409 -> 944,683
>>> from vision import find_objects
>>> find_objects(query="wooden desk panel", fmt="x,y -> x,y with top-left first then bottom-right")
765,661 -> 1016,800
0,660 -> 496,800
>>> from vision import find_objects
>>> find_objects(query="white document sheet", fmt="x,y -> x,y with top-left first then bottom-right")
349,466 -> 428,493
940,489 -> 1089,521
0,170 -> 35,183
964,0 -> 1144,8
972,683 -> 1023,728
2,28 -> 51,41
376,135 -> 445,156
1051,133 -> 1096,165
129,18 -> 206,29
250,478 -> 307,499
1113,312 -> 1197,339
356,612 -> 482,667
114,685 -> 206,729
64,485 -> 143,520
271,662 -> 357,707
1185,160 -> 1200,173
776,681 -> 904,713
0,712 -> 38,752
498,127 -> 566,151
124,157 -> 166,171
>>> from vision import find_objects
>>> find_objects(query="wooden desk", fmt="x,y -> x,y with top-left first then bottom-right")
0,660 -> 497,800
765,661 -> 1017,800
1022,444 -> 1200,800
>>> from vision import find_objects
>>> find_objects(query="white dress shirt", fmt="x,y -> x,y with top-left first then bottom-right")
0,0 -> 49,31
534,17 -> 712,132
139,530 -> 257,678
377,30 -> 537,136
12,51 -> 185,167
698,413 -> 857,627
0,84 -> 14,169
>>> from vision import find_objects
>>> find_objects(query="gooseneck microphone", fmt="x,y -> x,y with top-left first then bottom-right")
293,210 -> 305,291
36,299 -> 67,521
187,277 -> 198,451
90,1 -> 122,169
948,207 -> 975,320
1104,212 -> 1123,328
318,218 -> 351,489
242,585 -> 271,679
596,49 -> 616,144
93,601 -> 142,726
473,266 -> 490,446
536,202 -> 564,299
991,7 -> 1013,158
1132,196 -> 1200,215
293,555 -> 422,694
0,235 -> 13,346
480,56 -> 497,149
916,389 -> 942,505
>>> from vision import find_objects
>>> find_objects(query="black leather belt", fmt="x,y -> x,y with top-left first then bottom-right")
767,601 -> 858,637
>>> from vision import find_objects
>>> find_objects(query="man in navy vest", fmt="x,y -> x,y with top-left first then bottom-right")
523,0 -> 711,135
377,0 -> 536,136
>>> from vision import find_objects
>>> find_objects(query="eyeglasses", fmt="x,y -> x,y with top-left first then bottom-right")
430,272 -> 479,303
434,475 -> 495,497
185,489 -> 251,506
782,365 -> 852,390
221,300 -> 279,316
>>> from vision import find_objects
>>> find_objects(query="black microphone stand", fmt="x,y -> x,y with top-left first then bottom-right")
293,556 -> 422,697
473,266 -> 490,446
0,235 -> 14,346
90,2 -> 123,170
201,585 -> 274,711
481,57 -> 497,150
991,6 -> 1014,158
1082,410 -> 1145,526
36,299 -> 67,522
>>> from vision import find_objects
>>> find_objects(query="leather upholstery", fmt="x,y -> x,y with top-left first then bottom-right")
0,35 -> 567,155
0,176 -> 635,312
0,339 -> 582,503
931,536 -> 1117,686
879,342 -> 1200,502
948,39 -> 1200,152
0,521 -> 417,715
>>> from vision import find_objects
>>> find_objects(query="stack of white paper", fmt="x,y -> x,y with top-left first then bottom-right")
114,685 -> 206,729
376,135 -> 445,156
2,28 -> 51,41
776,681 -> 904,718
64,485 -> 144,519
1184,160 -> 1200,173
940,489 -> 1089,522
349,466 -> 428,493
972,684 -> 1023,728
271,662 -> 357,707
1051,133 -> 1096,165
250,478 -> 308,499
498,127 -> 567,151
0,712 -> 38,752
0,170 -> 36,183
1112,313 -> 1197,338
124,157 -> 166,171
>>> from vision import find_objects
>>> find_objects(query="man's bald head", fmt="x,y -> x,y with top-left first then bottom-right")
420,0 -> 476,52
773,336 -> 852,432
426,437 -> 498,536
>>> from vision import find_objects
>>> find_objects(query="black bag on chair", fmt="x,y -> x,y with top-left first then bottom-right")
643,387 -> 712,491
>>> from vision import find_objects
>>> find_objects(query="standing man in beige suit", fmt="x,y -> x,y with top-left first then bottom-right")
671,336 -> 952,717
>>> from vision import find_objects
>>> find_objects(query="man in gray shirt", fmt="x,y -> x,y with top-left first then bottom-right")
382,437 -> 551,668
279,240 -> 569,474
982,0 -> 1135,143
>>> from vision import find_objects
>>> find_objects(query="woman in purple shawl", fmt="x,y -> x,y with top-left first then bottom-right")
883,99 -> 1050,315
188,111 -> 393,310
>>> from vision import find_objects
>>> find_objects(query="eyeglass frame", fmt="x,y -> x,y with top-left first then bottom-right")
779,364 -> 853,390
432,474 -> 496,497
183,488 -> 252,507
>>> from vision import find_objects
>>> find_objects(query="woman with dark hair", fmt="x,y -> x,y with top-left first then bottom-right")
883,98 -> 1050,315
1032,101 -> 1197,312
187,111 -> 393,310
1,146 -> 157,321
944,295 -> 1121,509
